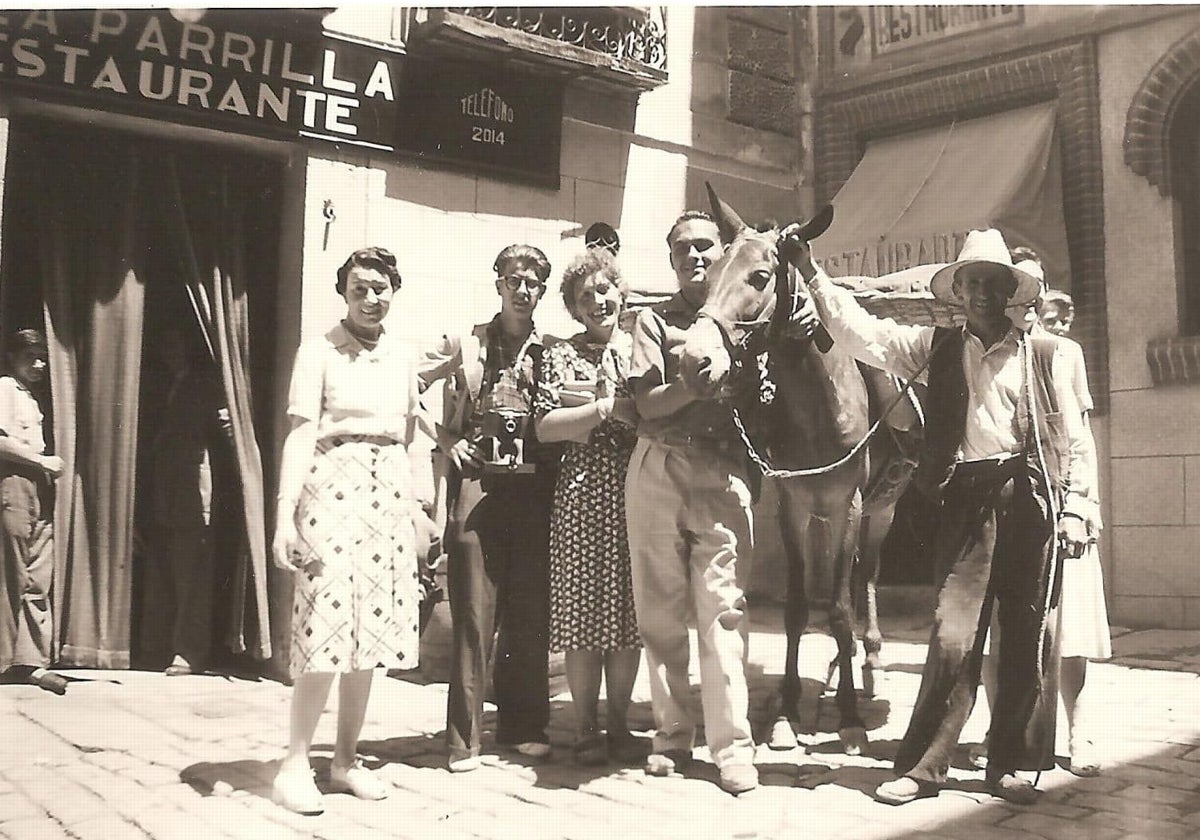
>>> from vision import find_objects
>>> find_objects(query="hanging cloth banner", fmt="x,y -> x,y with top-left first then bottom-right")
815,102 -> 1072,293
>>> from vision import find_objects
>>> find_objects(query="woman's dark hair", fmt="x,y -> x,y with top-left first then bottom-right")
493,244 -> 551,283
336,247 -> 402,296
6,328 -> 46,358
561,248 -> 626,322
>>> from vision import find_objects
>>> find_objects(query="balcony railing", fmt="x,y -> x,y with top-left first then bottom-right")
406,6 -> 668,92
451,7 -> 666,70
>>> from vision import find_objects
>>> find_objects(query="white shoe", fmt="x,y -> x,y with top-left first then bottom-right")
448,754 -> 482,773
272,769 -> 324,815
329,762 -> 390,800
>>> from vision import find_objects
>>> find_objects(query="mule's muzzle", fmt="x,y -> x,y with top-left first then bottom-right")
679,319 -> 732,396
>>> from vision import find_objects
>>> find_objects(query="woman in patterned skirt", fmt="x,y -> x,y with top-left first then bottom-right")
535,247 -> 642,766
271,247 -> 425,815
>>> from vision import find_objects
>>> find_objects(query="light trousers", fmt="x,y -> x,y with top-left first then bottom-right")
625,438 -> 755,769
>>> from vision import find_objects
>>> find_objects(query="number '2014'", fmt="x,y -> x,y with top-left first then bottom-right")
472,126 -> 506,145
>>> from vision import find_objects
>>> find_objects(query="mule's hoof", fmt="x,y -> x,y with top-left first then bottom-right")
861,668 -> 876,699
838,726 -> 868,756
767,718 -> 799,751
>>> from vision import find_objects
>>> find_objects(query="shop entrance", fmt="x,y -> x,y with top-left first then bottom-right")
1,118 -> 281,672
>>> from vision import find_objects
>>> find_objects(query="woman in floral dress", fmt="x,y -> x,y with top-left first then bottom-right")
535,247 -> 642,765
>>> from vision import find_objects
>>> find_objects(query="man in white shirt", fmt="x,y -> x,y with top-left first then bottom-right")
784,228 -> 1091,806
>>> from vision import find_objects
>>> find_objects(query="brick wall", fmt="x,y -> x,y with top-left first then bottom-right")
813,40 -> 1110,414
1124,25 -> 1200,197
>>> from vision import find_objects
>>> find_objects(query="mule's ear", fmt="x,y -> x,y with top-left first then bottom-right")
705,181 -> 747,244
797,204 -> 834,241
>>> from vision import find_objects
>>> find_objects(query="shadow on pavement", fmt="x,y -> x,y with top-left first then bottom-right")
180,758 -> 279,800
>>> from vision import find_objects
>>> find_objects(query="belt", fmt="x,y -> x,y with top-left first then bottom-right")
325,434 -> 401,448
951,455 -> 1024,482
647,432 -> 739,453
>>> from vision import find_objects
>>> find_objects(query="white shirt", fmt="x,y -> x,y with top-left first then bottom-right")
287,322 -> 420,446
808,271 -> 1091,516
0,376 -> 45,454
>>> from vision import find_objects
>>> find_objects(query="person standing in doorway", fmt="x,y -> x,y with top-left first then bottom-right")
0,329 -> 66,695
624,211 -> 760,796
140,328 -> 233,676
419,244 -> 560,772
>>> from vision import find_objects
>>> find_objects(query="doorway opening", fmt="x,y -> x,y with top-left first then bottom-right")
1,117 -> 282,672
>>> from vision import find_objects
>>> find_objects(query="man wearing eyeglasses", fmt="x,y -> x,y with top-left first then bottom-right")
624,211 -> 760,795
418,244 -> 561,772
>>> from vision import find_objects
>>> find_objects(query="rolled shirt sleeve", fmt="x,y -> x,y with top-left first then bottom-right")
417,333 -> 462,394
627,307 -> 668,390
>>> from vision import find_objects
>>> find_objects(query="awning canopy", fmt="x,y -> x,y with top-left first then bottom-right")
814,102 -> 1072,292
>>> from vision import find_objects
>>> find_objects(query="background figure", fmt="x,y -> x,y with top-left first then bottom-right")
975,263 -> 1111,778
584,222 -> 621,256
0,329 -> 65,694
271,247 -> 424,815
419,244 -> 560,773
535,248 -> 642,767
139,327 -> 233,676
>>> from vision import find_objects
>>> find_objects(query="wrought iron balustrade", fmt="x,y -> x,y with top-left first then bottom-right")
446,7 -> 667,71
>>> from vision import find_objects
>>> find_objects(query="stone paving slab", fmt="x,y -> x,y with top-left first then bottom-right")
3,607 -> 1200,839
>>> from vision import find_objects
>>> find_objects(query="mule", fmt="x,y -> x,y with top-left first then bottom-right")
677,185 -> 921,754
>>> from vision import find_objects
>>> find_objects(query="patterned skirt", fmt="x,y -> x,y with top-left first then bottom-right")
290,436 -> 419,679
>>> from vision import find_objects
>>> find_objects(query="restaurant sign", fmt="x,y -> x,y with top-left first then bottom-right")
818,230 -> 970,278
871,5 -> 1023,56
394,58 -> 563,187
0,9 -> 403,150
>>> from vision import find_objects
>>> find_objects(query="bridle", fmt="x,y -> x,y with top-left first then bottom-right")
696,231 -> 797,362
704,231 -> 929,481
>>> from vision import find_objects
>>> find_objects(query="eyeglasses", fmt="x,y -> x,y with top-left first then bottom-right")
501,275 -> 546,293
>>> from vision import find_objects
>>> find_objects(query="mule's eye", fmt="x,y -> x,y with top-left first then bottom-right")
749,269 -> 773,290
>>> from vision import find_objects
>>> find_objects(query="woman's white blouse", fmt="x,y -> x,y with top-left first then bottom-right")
287,322 -> 420,444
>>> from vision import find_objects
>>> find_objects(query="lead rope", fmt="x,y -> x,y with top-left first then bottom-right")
732,331 -> 948,480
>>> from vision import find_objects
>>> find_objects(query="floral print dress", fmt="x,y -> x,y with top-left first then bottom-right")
535,333 -> 640,652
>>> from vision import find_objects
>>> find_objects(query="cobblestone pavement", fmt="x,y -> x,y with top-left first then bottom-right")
3,604 -> 1200,840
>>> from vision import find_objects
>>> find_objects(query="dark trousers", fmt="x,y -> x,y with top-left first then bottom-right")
140,526 -> 215,668
896,458 -> 1055,784
445,470 -> 554,757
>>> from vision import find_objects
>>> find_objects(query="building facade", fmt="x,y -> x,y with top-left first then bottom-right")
0,7 -> 807,676
810,4 -> 1200,629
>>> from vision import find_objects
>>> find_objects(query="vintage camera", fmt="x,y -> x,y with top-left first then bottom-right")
479,407 -> 535,473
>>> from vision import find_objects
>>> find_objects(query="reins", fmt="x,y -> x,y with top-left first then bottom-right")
733,331 -> 948,480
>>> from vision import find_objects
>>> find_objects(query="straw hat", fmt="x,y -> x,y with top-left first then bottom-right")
929,229 -> 1042,307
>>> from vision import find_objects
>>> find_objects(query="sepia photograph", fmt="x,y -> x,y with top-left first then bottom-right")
0,4 -> 1195,839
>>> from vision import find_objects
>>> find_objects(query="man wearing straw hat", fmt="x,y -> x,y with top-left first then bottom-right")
784,227 -> 1093,806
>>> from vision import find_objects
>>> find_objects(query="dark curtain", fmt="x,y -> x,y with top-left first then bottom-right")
15,123 -> 273,666
26,130 -> 147,668
157,155 -> 272,660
